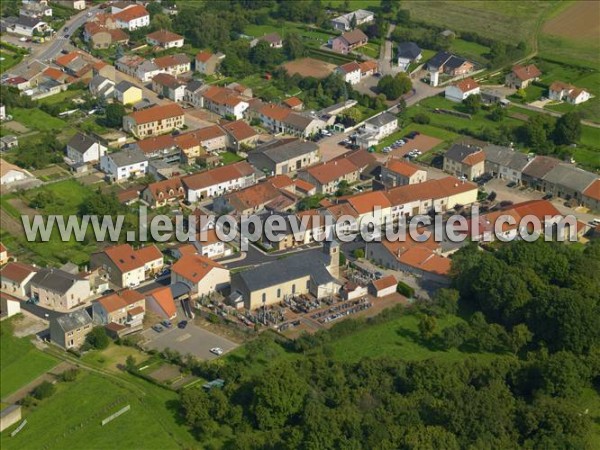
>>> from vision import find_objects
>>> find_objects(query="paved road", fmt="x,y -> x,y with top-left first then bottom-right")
10,5 -> 101,75
379,23 -> 396,76
21,302 -> 64,321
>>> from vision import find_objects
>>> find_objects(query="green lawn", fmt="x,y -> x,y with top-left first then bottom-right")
10,108 -> 67,133
220,151 -> 244,165
0,371 -> 197,450
244,21 -> 334,49
0,319 -> 58,399
38,88 -> 85,106
449,38 -> 489,64
0,50 -> 24,74
509,84 -> 547,103
330,313 -> 501,363
355,42 -> 380,59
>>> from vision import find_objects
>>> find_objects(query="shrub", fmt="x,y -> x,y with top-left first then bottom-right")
396,281 -> 415,298
85,326 -> 110,350
412,113 -> 430,124
60,368 -> 80,382
353,249 -> 365,259
32,381 -> 56,400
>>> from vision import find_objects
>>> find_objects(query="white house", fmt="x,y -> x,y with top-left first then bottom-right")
88,75 -> 115,99
182,161 -> 256,203
0,159 -> 33,185
397,42 -> 422,72
146,29 -> 184,49
445,77 -> 480,102
549,81 -> 591,105
66,133 -> 107,164
336,61 -> 362,85
113,4 -> 150,31
100,148 -> 148,182
10,16 -> 48,36
362,112 -> 398,140
331,9 -> 374,31
171,254 -> 230,298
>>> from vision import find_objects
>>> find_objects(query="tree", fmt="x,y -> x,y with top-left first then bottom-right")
283,32 -> 305,60
418,315 -> 437,340
86,326 -> 110,350
434,288 -> 459,314
151,14 -> 173,31
377,73 -> 412,100
104,103 -> 125,128
32,381 -> 55,400
339,107 -> 362,126
553,111 -> 581,145
380,0 -> 399,14
509,323 -> 533,354
413,112 -> 431,124
396,281 -> 414,297
353,248 -> 365,259
463,94 -> 482,114
489,105 -> 506,122
60,368 -> 80,382
335,180 -> 352,197
125,355 -> 137,372
79,189 -> 124,217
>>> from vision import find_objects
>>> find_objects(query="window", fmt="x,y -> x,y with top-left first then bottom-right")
292,284 -> 296,294
262,293 -> 266,303
277,288 -> 281,298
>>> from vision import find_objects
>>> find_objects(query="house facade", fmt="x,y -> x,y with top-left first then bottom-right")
123,103 -> 185,138
29,268 -> 91,310
66,133 -> 107,164
443,144 -> 485,180
247,138 -> 320,175
171,254 -> 230,298
182,161 -> 256,202
299,158 -> 360,194
331,29 -> 369,54
50,309 -> 93,349
505,64 -> 541,89
90,244 -> 164,288
100,148 -> 148,181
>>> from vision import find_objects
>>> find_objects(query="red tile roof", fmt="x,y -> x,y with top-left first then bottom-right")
136,134 -> 176,154
283,96 -> 303,108
145,176 -> 184,202
0,262 -> 37,283
583,179 -> 600,201
128,103 -> 184,125
147,29 -> 183,44
147,285 -> 176,318
385,177 -> 477,206
221,120 -> 257,141
172,254 -> 225,283
462,150 -> 485,166
259,103 -> 292,121
182,161 -> 254,190
293,178 -> 315,193
511,64 -> 541,81
306,158 -> 358,185
346,191 -> 392,215
97,288 -> 144,313
113,4 -> 148,22
454,77 -> 479,93
372,274 -> 397,291
359,60 -> 378,73
152,72 -> 184,89
153,53 -> 190,69
338,61 -> 361,74
101,244 -> 163,273
386,159 -> 422,177
202,85 -> 246,107
269,174 -> 294,189
195,51 -> 213,63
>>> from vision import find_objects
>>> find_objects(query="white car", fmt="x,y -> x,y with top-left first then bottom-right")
210,347 -> 223,356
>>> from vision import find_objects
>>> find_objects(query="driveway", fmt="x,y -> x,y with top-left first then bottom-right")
141,322 -> 238,360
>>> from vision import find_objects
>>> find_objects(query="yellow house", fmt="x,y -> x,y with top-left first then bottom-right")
114,81 -> 143,105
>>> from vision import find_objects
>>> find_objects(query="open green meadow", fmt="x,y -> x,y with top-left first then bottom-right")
9,108 -> 67,133
0,319 -> 58,399
449,38 -> 490,64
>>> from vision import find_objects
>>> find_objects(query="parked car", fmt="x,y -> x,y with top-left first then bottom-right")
152,325 -> 163,333
507,181 -> 517,188
210,347 -> 224,356
161,320 -> 172,328
177,320 -> 188,329
542,193 -> 553,200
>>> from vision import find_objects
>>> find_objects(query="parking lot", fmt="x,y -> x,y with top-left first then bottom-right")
140,321 -> 238,360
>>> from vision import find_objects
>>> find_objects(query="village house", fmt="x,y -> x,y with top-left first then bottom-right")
0,159 -> 34,185
29,268 -> 91,310
55,51 -> 95,79
151,73 -> 186,102
331,29 -> 369,54
359,60 -> 378,78
141,176 -> 185,208
366,238 -> 451,285
229,242 -> 340,310
115,55 -> 162,82
445,77 -> 480,102
184,79 -> 205,108
146,29 -> 184,48
247,138 -> 320,175
90,244 -> 164,288
49,309 -> 93,350
221,120 -> 259,151
548,81 -> 591,105
194,228 -> 229,259
521,155 -> 561,190
381,159 -> 428,187
100,148 -> 148,181
195,51 -> 225,75
369,275 -> 397,298
483,144 -> 532,185
174,125 -> 228,162
113,4 -> 149,31
123,103 -> 185,138
344,190 -> 393,229
336,61 -> 362,85
133,134 -> 178,159
182,161 -> 256,202
153,53 -> 191,76
397,42 -> 422,72
443,143 -> 486,180
145,286 -> 177,320
20,0 -> 52,18
89,74 -> 115,99
254,103 -> 326,138
66,133 -> 107,165
283,96 -> 303,111
214,179 -> 297,216
299,158 -> 360,194
92,289 -> 145,335
505,64 -> 541,89
171,254 -> 230,299
114,80 -> 143,105
331,9 -> 374,31
8,15 -> 48,37
540,164 -> 598,203
0,135 -> 18,152
426,51 -> 474,76
83,22 -> 128,49
201,85 -> 250,120
253,32 -> 283,48
54,0 -> 86,10
582,180 -> 600,211
1,262 -> 37,298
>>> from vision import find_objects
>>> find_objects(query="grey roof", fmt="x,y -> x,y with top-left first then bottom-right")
235,249 -> 336,292
0,404 -> 20,418
170,281 -> 190,298
89,74 -> 111,91
283,112 -> 315,130
115,80 -> 139,94
30,268 -> 82,295
15,15 -> 45,28
332,9 -> 374,26
251,138 -> 318,164
445,143 -> 480,163
367,112 -> 397,128
483,145 -> 531,171
67,133 -> 97,154
397,42 -> 421,60
427,51 -> 467,71
56,309 -> 92,333
109,148 -> 147,167
138,60 -> 159,73
542,163 -> 598,193
522,155 -> 561,179
185,79 -> 204,93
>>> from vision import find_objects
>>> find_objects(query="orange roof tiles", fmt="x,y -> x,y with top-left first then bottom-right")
102,244 -> 163,273
326,203 -> 359,219
269,174 -> 294,189
345,191 -> 392,215
454,77 -> 479,93
306,158 -> 358,185
259,103 -> 292,121
113,4 -> 148,22
338,61 -> 361,74
0,262 -> 37,283
225,182 -> 284,211
202,85 -> 246,107
283,96 -> 303,108
147,29 -> 183,44
359,60 -> 378,73
195,51 -> 213,63
221,120 -> 257,141
153,53 -> 190,69
147,285 -> 176,318
549,81 -> 574,92
293,178 -> 315,193
372,274 -> 396,291
386,159 -> 422,177
583,179 -> 600,201
171,254 -> 225,284
511,64 -> 541,81
97,288 -> 144,313
398,246 -> 451,276
145,176 -> 184,202
462,150 -> 485,166
136,134 -> 176,154
385,177 -> 477,206
128,103 -> 184,125
182,161 -> 254,190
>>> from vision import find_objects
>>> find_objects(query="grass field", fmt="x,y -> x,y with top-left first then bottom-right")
10,108 -> 67,133
0,371 -> 197,450
330,313 -> 502,363
0,319 -> 58,399
38,88 -> 85,107
220,151 -> 244,165
0,50 -> 24,74
449,38 -> 490,64
244,22 -> 334,49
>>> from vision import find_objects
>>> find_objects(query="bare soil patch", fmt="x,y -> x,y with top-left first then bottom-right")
542,1 -> 600,41
283,57 -> 337,79
2,121 -> 29,134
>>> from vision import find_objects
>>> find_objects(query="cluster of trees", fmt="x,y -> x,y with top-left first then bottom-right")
516,111 -> 582,151
15,134 -> 63,170
377,73 -> 413,100
176,240 -> 598,449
